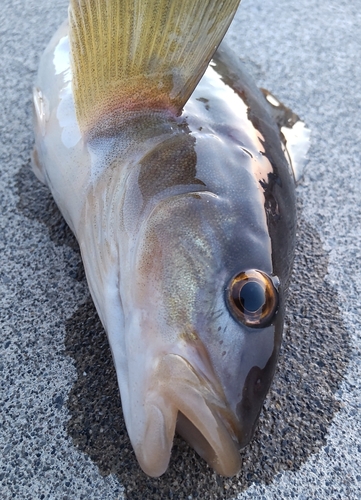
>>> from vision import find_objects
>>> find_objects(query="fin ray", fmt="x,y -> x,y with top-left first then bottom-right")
69,0 -> 241,132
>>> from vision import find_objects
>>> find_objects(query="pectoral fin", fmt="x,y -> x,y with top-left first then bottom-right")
69,0 -> 241,133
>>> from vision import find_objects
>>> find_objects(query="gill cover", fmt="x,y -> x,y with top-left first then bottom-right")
68,0 -> 241,133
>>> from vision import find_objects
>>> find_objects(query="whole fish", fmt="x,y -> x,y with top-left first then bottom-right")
32,0 -> 308,477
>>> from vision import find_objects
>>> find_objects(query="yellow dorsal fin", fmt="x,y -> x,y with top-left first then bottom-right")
69,0 -> 241,133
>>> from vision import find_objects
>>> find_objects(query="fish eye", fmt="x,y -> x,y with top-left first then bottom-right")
226,270 -> 279,328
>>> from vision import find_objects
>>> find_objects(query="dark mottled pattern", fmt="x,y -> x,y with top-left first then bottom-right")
16,164 -> 350,498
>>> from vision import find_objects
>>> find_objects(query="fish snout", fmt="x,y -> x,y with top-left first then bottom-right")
134,352 -> 242,477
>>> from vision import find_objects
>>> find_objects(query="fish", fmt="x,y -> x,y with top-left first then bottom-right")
32,0 -> 309,477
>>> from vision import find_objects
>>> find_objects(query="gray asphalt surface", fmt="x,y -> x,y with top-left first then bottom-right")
1,0 -> 360,498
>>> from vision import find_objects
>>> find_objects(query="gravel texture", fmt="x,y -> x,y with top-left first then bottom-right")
1,0 -> 360,499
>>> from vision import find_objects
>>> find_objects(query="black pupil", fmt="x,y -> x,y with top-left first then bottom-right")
239,281 -> 265,312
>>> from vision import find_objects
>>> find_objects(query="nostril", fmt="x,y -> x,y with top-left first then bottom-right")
255,377 -> 263,393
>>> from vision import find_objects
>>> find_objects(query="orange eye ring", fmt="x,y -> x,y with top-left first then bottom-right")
226,270 -> 279,328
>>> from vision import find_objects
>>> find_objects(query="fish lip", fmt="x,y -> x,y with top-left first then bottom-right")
157,353 -> 242,476
175,407 -> 241,476
171,353 -> 238,434
131,401 -> 178,478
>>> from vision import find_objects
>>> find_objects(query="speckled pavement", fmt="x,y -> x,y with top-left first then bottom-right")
1,0 -> 360,498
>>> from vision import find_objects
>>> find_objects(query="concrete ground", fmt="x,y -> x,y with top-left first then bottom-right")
1,0 -> 360,498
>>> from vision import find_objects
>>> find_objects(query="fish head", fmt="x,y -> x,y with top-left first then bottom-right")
115,140 -> 286,477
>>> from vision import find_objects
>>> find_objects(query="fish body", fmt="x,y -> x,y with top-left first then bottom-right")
33,0 -> 302,477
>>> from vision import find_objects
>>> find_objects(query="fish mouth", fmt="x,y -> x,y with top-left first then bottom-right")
132,353 -> 242,477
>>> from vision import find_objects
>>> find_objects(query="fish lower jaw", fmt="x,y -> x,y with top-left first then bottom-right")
131,395 -> 242,478
130,353 -> 242,477
176,408 -> 242,476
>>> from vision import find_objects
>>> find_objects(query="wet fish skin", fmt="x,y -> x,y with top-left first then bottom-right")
32,4 -> 297,477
